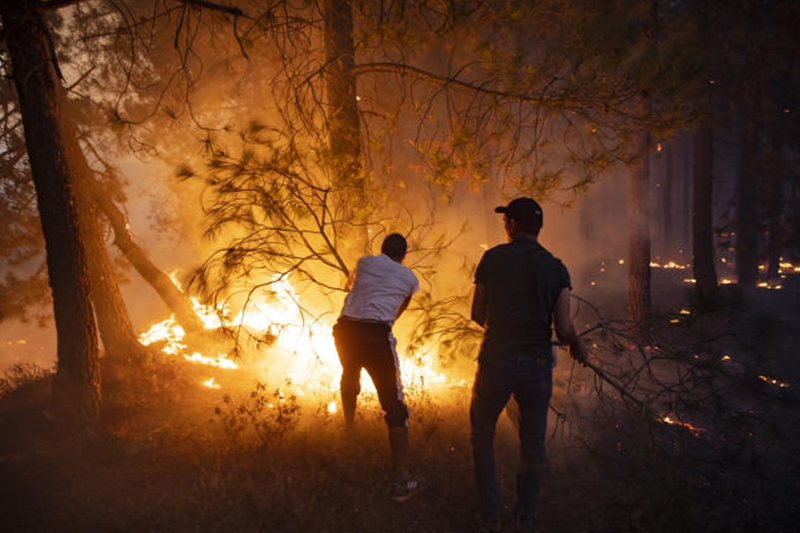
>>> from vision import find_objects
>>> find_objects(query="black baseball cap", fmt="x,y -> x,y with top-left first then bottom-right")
495,197 -> 543,232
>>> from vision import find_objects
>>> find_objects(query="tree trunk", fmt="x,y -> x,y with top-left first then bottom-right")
765,136 -> 783,281
85,176 -> 206,335
736,100 -> 760,289
324,0 -> 362,189
692,104 -> 718,302
628,126 -> 652,324
662,141 -> 674,259
323,0 -> 369,259
1,0 -> 100,424
64,117 -> 149,362
681,133 -> 693,257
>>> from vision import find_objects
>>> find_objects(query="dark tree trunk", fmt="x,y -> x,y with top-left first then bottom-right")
765,183 -> 782,281
765,136 -> 783,281
682,134 -> 693,256
628,126 -> 652,324
662,141 -> 674,258
692,105 -> 718,302
736,104 -> 760,289
65,119 -> 149,362
324,0 -> 362,189
323,0 -> 369,259
86,176 -> 206,335
1,0 -> 100,423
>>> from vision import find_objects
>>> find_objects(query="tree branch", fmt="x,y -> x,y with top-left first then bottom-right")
351,62 -> 554,107
180,0 -> 245,18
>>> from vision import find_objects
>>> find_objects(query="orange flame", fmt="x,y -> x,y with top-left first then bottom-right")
138,275 -> 462,397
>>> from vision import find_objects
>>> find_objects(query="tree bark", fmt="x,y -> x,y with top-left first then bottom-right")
324,0 -> 362,189
64,119 -> 149,362
765,136 -> 783,281
323,0 -> 369,259
736,96 -> 760,289
628,126 -> 652,324
662,141 -> 674,258
692,103 -> 718,302
1,0 -> 100,424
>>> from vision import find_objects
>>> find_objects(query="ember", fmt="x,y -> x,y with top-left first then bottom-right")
659,415 -> 705,437
758,375 -> 791,389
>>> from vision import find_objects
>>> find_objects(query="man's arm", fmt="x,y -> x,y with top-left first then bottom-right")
553,287 -> 588,365
471,283 -> 487,327
396,294 -> 412,321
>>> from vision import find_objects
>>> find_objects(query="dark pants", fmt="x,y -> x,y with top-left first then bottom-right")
332,318 -> 409,428
470,353 -> 552,520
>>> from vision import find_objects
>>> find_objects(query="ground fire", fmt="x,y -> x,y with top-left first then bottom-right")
138,276 -> 462,400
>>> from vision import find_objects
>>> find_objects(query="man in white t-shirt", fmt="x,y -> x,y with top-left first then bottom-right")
332,233 -> 420,502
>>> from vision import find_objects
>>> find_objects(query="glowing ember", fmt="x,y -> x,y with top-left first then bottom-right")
660,415 -> 705,436
683,278 -> 697,284
203,377 -> 221,389
679,309 -> 691,315
327,401 -> 337,414
650,261 -> 689,269
721,355 -> 731,361
778,261 -> 800,274
758,375 -> 790,389
719,278 -> 735,285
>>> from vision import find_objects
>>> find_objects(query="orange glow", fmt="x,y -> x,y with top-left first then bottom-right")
758,375 -> 790,389
138,276 -> 462,396
660,414 -> 704,436
650,261 -> 689,270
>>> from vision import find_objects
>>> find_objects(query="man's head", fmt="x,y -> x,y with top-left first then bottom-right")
381,233 -> 408,262
495,197 -> 543,239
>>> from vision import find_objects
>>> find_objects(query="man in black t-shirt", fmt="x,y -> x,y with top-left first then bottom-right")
470,197 -> 588,532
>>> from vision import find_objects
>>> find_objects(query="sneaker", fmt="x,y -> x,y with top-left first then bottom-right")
390,477 -> 420,502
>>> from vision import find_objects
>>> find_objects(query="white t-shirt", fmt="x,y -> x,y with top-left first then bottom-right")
341,254 -> 420,325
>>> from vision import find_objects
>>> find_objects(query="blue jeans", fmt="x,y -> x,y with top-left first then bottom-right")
470,353 -> 552,519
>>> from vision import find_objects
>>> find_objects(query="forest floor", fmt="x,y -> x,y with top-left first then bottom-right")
1,273 -> 800,533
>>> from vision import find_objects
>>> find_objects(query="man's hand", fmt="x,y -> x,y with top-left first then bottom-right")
568,342 -> 589,366
554,287 -> 589,366
471,283 -> 487,327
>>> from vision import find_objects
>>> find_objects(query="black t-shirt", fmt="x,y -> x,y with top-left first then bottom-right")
474,236 -> 571,357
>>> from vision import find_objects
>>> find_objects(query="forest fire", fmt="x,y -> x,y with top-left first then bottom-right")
649,260 -> 690,269
659,415 -> 705,437
137,277 -> 460,398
